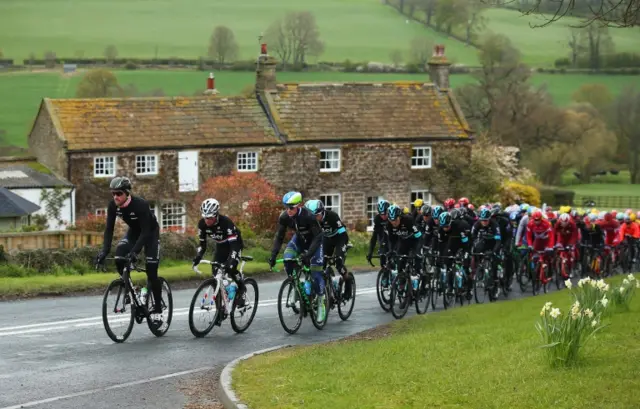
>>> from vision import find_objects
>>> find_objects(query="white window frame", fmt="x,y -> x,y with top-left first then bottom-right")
95,208 -> 108,217
320,148 -> 341,172
366,196 -> 380,232
320,193 -> 341,217
237,151 -> 258,172
148,203 -> 159,221
411,146 -> 432,169
160,202 -> 186,232
135,154 -> 158,175
94,156 -> 116,177
411,190 -> 433,210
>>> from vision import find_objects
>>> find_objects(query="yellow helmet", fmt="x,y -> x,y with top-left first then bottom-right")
631,213 -> 637,222
402,207 -> 410,214
590,208 -> 599,215
413,198 -> 424,208
577,208 -> 586,216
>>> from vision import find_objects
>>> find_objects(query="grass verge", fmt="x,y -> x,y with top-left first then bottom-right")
0,253 -> 371,298
233,275 -> 640,409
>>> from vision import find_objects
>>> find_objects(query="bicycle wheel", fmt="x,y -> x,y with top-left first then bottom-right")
102,279 -> 135,343
146,277 -> 173,337
517,256 -> 530,293
414,273 -> 432,314
474,266 -> 487,304
230,278 -> 259,333
277,277 -> 304,334
376,268 -> 392,312
188,277 -> 220,338
311,285 -> 329,330
337,272 -> 356,321
390,274 -> 411,319
554,259 -> 563,290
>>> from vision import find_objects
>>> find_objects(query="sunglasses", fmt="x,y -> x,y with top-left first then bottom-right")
111,191 -> 125,197
285,205 -> 297,210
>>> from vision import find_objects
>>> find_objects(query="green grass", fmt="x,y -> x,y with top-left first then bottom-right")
233,276 -> 640,409
0,253 -> 370,297
0,0 -> 479,66
568,183 -> 640,198
1,69 -> 638,147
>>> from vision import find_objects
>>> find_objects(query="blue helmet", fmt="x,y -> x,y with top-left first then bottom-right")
439,211 -> 452,227
479,209 -> 491,220
388,204 -> 402,221
377,199 -> 390,215
509,211 -> 519,221
305,199 -> 324,215
282,191 -> 302,206
432,205 -> 444,219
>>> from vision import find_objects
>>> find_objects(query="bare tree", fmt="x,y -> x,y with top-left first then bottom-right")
390,49 -> 403,66
265,11 -> 324,66
567,27 -> 585,67
582,24 -> 614,70
208,25 -> 239,64
612,87 -> 640,183
104,45 -> 118,63
76,69 -> 122,98
409,36 -> 433,66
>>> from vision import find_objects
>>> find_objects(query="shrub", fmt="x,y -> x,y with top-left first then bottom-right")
498,182 -> 541,207
124,60 -> 138,70
539,186 -> 575,207
554,57 -> 571,68
159,232 -> 197,261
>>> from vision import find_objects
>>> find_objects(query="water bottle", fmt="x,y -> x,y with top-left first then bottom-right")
441,267 -> 447,283
332,276 -> 340,292
411,275 -> 419,290
391,268 -> 398,281
455,270 -> 463,288
227,282 -> 237,301
304,280 -> 312,295
140,287 -> 148,305
497,265 -> 504,279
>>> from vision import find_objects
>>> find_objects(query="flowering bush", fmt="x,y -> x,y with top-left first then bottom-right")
608,274 -> 639,311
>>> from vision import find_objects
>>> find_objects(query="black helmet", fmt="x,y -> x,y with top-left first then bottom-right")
421,204 -> 432,217
438,211 -> 452,227
110,176 -> 132,193
377,199 -> 390,215
450,208 -> 462,220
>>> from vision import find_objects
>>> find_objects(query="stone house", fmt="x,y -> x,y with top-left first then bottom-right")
28,45 -> 473,232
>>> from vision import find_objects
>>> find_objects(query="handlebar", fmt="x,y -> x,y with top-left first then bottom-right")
97,256 -> 145,273
270,257 -> 311,274
192,259 -> 224,276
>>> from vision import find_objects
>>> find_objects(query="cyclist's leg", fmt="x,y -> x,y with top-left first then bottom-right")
333,235 -> 352,296
283,234 -> 300,276
309,243 -> 325,297
114,230 -> 135,275
144,231 -> 162,313
323,238 -> 336,271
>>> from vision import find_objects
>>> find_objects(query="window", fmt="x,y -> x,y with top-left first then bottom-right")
411,190 -> 432,210
21,215 -> 30,226
320,149 -> 341,172
366,196 -> 380,231
320,194 -> 341,217
148,203 -> 158,220
95,208 -> 107,217
411,146 -> 432,169
136,154 -> 158,175
94,156 -> 116,177
161,203 -> 185,232
237,152 -> 258,172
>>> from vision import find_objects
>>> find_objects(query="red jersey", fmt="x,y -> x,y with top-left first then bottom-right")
527,218 -> 554,250
554,220 -> 579,246
598,219 -> 620,246
619,221 -> 640,242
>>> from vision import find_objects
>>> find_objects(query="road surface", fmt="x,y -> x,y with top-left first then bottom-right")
0,270 -> 553,409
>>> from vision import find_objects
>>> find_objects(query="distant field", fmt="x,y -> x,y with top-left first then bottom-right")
0,70 -> 638,148
0,0 -> 480,65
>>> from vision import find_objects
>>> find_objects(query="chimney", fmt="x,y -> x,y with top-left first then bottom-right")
203,72 -> 218,95
255,43 -> 277,92
427,44 -> 451,90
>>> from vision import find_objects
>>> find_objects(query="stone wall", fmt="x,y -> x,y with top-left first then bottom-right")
28,104 -> 68,179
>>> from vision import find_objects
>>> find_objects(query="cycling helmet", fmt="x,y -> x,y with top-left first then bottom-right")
479,208 -> 491,220
631,213 -> 637,222
509,211 -> 519,222
636,211 -> 640,219
459,197 -> 470,207
624,214 -> 631,222
598,211 -> 606,220
589,213 -> 598,222
520,203 -> 530,213
377,199 -> 390,215
532,210 -> 543,221
282,191 -> 302,206
468,204 -> 475,211
616,213 -> 625,221
558,213 -> 571,224
109,176 -> 132,193
432,205 -> 444,219
444,198 -> 455,209
305,199 -> 324,215
413,198 -> 424,209
421,204 -> 432,217
439,211 -> 452,227
388,204 -> 402,221
604,212 -> 613,222
450,208 -> 462,220
200,198 -> 220,218
402,207 -> 410,215
491,204 -> 502,216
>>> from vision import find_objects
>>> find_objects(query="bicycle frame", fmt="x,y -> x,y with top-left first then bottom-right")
104,256 -> 150,319
274,258 -> 315,312
194,260 -> 233,314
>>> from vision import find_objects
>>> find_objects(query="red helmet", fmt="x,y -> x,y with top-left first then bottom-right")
459,197 -> 469,206
444,198 -> 455,209
604,212 -> 613,222
532,210 -> 543,221
468,204 -> 475,210
454,203 -> 460,208
546,211 -> 555,220
611,210 -> 617,218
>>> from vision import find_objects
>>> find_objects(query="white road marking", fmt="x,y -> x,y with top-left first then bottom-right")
0,287 -> 377,337
0,366 -> 214,409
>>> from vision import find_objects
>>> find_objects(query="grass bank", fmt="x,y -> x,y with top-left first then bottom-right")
234,276 -> 640,409
0,253 -> 371,298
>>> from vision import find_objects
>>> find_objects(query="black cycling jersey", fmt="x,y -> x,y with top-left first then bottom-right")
368,214 -> 389,255
385,215 -> 422,250
493,212 -> 512,243
271,207 -> 323,258
318,210 -> 348,238
102,195 -> 159,254
195,215 -> 244,258
471,219 -> 502,253
433,219 -> 471,255
421,216 -> 437,247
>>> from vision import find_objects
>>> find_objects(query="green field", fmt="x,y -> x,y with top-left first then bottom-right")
234,275 -> 640,409
1,70 -> 638,148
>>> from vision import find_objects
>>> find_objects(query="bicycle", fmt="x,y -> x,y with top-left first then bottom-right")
530,249 -> 553,295
471,252 -> 497,304
100,256 -> 173,343
323,243 -> 356,321
388,253 -> 431,319
188,256 -> 259,337
274,256 -> 329,334
372,251 -> 393,312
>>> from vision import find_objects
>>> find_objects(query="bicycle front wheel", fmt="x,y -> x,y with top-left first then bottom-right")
188,277 -> 220,338
102,278 -> 135,343
230,278 -> 259,333
277,277 -> 303,334
390,274 -> 411,319
414,273 -> 432,314
376,268 -> 392,312
337,272 -> 356,321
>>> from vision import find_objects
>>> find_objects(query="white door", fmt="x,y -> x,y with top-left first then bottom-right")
178,150 -> 199,192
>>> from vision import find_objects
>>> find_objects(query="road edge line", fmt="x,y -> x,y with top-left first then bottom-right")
218,344 -> 293,409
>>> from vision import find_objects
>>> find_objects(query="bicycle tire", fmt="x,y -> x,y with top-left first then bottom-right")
518,258 -> 530,293
277,277 -> 303,334
376,268 -> 392,312
147,277 -> 173,337
188,277 -> 220,338
230,278 -> 259,333
102,278 -> 135,343
414,274 -> 431,314
311,284 -> 329,330
337,272 -> 356,321
390,274 -> 411,319
554,259 -> 563,290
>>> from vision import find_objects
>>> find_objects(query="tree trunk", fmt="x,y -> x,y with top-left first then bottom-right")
631,149 -> 640,184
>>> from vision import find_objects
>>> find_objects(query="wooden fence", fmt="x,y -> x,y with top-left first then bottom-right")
0,230 -> 103,252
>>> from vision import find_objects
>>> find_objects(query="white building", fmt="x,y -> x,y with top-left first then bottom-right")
0,165 -> 75,231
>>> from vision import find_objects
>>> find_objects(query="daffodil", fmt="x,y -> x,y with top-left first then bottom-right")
550,308 -> 561,319
584,308 -> 594,318
544,301 -> 553,311
565,279 -> 572,289
620,286 -> 625,294
591,320 -> 597,327
627,274 -> 636,282
623,279 -> 630,286
601,296 -> 609,308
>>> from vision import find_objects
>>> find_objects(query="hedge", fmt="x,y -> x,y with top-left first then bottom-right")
539,186 -> 576,207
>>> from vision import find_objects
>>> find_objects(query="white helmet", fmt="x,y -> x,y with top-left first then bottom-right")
558,213 -> 571,224
200,198 -> 220,218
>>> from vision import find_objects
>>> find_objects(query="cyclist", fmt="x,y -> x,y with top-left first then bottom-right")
553,213 -> 579,278
420,204 -> 436,247
305,199 -> 352,297
599,212 -> 620,259
95,176 -> 163,315
471,208 -> 502,293
443,198 -> 456,211
192,198 -> 246,313
618,213 -> 640,263
411,198 -> 424,221
433,211 -> 472,294
268,191 -> 325,318
526,210 -> 555,267
384,204 -> 423,278
367,199 -> 390,266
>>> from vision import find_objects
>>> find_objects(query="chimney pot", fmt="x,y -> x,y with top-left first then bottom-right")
261,43 -> 267,55
204,72 -> 218,95
427,45 -> 451,89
